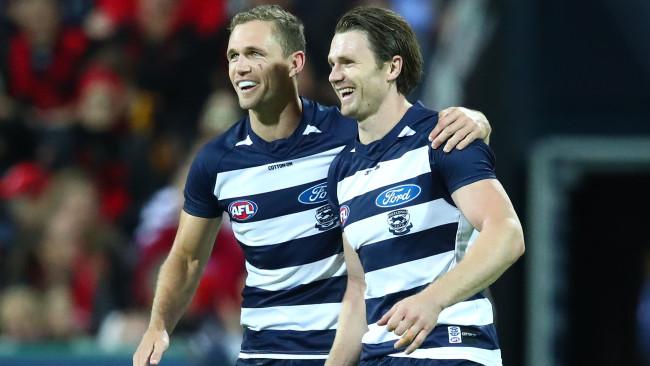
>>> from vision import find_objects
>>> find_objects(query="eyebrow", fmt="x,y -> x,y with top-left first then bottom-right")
328,55 -> 354,65
227,46 -> 266,58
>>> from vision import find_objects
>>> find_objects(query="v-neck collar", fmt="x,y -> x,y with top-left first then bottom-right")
353,101 -> 432,159
245,97 -> 313,157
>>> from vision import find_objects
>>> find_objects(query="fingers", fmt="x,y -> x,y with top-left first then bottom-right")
394,324 -> 421,349
149,339 -> 169,365
392,316 -> 413,336
430,109 -> 465,150
133,342 -> 154,366
404,325 -> 432,354
442,126 -> 474,152
383,305 -> 408,333
428,107 -> 456,145
377,304 -> 397,326
455,130 -> 478,150
133,332 -> 169,366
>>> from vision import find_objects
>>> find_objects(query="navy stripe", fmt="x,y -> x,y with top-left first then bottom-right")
358,223 -> 458,273
241,230 -> 343,270
237,359 -> 326,366
360,358 -> 484,366
341,172 -> 452,228
360,357 -> 483,366
241,328 -> 336,355
361,324 -> 499,361
219,178 -> 333,223
242,276 -> 346,308
366,288 -> 485,325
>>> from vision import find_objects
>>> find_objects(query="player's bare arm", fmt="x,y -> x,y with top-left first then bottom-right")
325,234 -> 368,366
429,107 -> 492,151
377,179 -> 524,354
133,211 -> 221,366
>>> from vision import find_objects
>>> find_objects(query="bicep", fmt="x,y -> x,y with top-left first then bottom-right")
450,179 -> 519,231
171,210 -> 222,262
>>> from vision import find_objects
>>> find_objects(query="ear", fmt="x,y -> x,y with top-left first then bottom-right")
288,50 -> 306,78
386,55 -> 403,82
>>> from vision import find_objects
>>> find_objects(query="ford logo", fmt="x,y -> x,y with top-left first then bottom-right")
375,184 -> 421,208
298,182 -> 328,204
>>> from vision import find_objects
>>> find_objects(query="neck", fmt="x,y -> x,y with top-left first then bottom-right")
358,93 -> 412,145
249,93 -> 303,142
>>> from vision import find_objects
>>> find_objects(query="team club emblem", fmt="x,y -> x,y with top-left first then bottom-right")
315,204 -> 338,231
387,209 -> 413,235
298,182 -> 328,204
228,200 -> 258,221
339,205 -> 350,225
375,184 -> 421,208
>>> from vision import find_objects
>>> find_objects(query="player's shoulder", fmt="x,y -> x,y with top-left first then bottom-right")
328,141 -> 357,178
302,97 -> 357,137
193,117 -> 248,168
407,101 -> 440,135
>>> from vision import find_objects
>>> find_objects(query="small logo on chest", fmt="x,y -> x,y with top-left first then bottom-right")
387,209 -> 413,235
315,204 -> 338,231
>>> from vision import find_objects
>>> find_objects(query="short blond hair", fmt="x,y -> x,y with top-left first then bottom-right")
229,5 -> 306,57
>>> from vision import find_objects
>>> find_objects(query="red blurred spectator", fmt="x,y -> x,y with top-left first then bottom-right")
86,0 -> 227,40
6,0 -> 89,124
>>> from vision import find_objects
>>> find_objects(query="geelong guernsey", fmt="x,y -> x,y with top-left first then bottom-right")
326,102 -> 502,365
183,98 -> 357,359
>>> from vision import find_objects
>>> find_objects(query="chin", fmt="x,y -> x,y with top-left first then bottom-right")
340,107 -> 359,120
238,98 -> 257,110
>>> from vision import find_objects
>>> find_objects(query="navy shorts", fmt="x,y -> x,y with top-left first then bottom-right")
235,358 -> 326,366
360,358 -> 483,366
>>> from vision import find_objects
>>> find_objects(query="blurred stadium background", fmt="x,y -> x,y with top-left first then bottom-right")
0,0 -> 648,365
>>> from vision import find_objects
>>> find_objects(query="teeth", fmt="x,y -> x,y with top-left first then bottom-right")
339,88 -> 354,96
238,80 -> 258,89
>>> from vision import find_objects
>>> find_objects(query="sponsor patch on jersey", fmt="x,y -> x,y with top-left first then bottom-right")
298,182 -> 328,204
228,200 -> 258,221
375,184 -> 421,208
448,326 -> 462,344
340,205 -> 350,225
387,209 -> 413,235
315,204 -> 338,231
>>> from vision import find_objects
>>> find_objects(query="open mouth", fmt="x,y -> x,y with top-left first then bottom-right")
338,87 -> 354,100
238,80 -> 259,92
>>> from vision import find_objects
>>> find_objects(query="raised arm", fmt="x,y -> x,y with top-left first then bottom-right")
428,107 -> 492,151
377,178 -> 524,353
325,234 -> 368,366
133,211 -> 221,366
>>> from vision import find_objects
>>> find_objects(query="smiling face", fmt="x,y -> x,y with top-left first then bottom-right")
328,30 -> 391,122
227,20 -> 295,111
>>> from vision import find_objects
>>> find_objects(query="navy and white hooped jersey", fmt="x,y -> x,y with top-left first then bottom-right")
184,98 -> 357,359
327,102 -> 502,365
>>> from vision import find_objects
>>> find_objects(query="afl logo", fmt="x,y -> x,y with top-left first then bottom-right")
339,205 -> 350,225
298,182 -> 328,204
375,184 -> 421,208
228,200 -> 258,221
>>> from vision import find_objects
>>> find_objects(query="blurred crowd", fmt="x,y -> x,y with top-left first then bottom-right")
0,0 -> 463,363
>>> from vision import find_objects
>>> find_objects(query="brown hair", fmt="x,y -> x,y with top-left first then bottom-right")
229,5 -> 306,57
335,6 -> 423,95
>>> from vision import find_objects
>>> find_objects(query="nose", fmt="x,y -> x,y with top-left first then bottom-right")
234,57 -> 252,75
328,64 -> 343,84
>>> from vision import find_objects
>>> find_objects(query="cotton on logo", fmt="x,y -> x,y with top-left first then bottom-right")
228,200 -> 258,221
